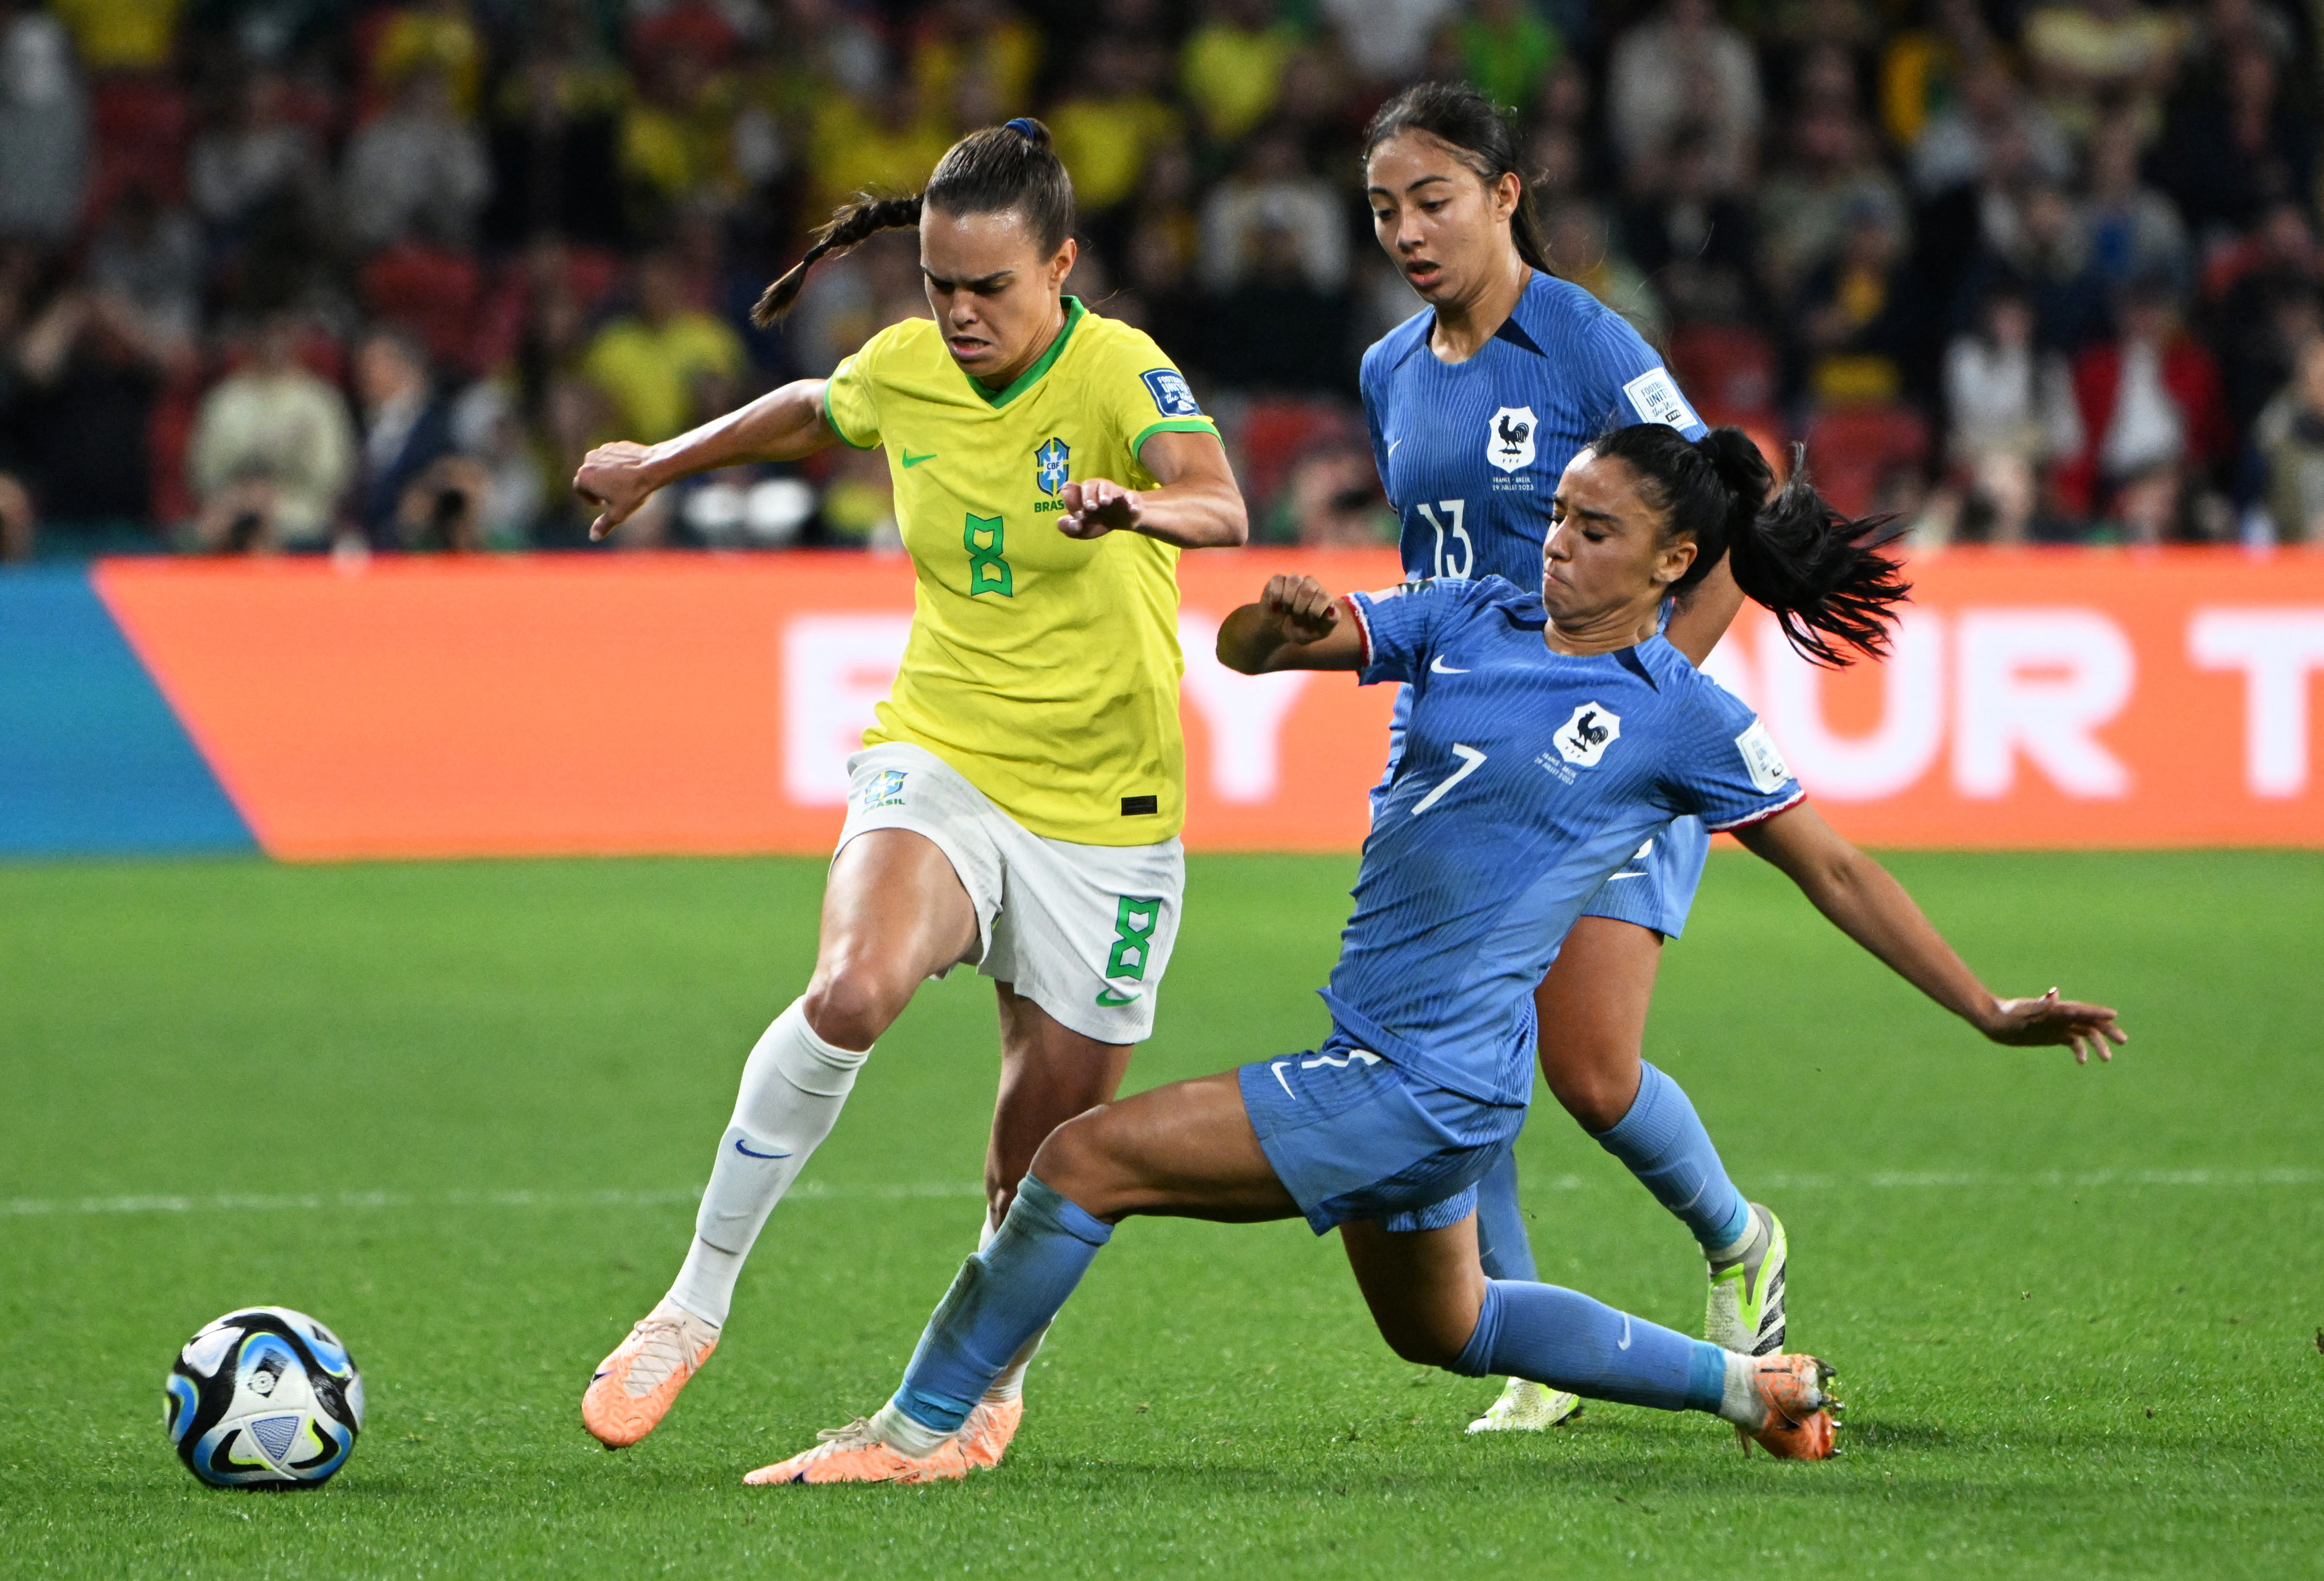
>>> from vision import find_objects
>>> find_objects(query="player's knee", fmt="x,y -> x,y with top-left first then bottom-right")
1026,1108 -> 1119,1208
1543,1055 -> 1638,1133
1374,1313 -> 1468,1370
800,969 -> 905,1052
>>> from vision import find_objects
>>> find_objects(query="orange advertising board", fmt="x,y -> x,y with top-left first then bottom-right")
90,548 -> 2324,860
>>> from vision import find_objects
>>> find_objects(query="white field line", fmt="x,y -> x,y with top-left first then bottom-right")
1,1168 -> 2313,1221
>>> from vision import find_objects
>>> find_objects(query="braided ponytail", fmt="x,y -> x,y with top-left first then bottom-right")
751,117 -> 1076,327
1591,423 -> 1911,668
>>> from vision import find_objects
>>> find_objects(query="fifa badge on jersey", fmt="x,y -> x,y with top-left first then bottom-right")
1553,702 -> 1621,767
1035,437 -> 1070,498
1140,368 -> 1203,417
1488,406 -> 1537,474
1735,720 -> 1792,793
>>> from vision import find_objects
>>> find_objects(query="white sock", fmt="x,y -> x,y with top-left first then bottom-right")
665,998 -> 869,1327
1715,1350 -> 1766,1430
975,1205 -> 1049,1403
869,1399 -> 956,1457
1707,1208 -> 1761,1267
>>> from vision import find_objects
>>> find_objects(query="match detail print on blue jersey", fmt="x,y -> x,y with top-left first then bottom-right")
1360,272 -> 1706,588
1325,576 -> 1802,1108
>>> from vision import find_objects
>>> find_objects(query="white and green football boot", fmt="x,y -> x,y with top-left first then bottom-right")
1464,1377 -> 1582,1433
1704,1202 -> 1787,1355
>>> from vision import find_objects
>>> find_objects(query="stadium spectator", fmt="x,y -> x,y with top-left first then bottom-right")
2061,273 -> 2233,540
188,69 -> 327,244
581,250 -> 744,444
2254,334 -> 2324,542
1604,0 -> 1762,192
1179,0 -> 1299,145
86,181 -> 200,360
0,0 -> 89,245
2021,0 -> 2185,144
368,0 -> 486,121
11,279 -> 168,532
1940,281 -> 2083,541
2157,41 -> 2315,240
1906,55 -> 2074,199
48,0 -> 180,74
342,64 -> 491,252
1796,196 -> 1919,407
1622,128 -> 1761,330
1545,197 -> 1665,346
2207,200 -> 2324,437
351,323 -> 456,546
1197,127 -> 1345,297
1757,106 -> 1908,310
1454,0 -> 1563,116
1316,0 -> 1456,85
186,312 -> 355,551
1048,34 -> 1179,222
2084,108 -> 2188,299
1958,176 -> 2110,356
449,377 -> 544,549
480,10 -> 629,251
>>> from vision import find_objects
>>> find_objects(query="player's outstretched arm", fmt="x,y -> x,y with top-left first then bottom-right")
1054,430 -> 1248,548
1217,574 -> 1366,673
1734,802 -> 2128,1065
573,378 -> 838,540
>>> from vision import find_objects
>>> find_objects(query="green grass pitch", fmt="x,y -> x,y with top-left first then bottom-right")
3,849 -> 2320,1577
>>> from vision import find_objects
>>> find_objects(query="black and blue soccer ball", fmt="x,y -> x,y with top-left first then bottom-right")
164,1307 -> 364,1488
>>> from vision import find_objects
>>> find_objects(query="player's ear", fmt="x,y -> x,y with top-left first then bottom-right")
1049,236 -> 1077,292
1653,534 -> 1698,590
1491,170 -> 1522,225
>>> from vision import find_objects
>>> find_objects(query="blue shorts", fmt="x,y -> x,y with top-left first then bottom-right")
1238,1038 -> 1526,1236
1374,687 -> 1708,940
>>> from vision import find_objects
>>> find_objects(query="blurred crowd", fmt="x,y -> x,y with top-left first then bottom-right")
2,0 -> 2322,559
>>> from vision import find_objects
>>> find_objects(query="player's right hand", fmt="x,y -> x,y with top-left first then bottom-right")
1260,574 -> 1340,644
1980,988 -> 2127,1065
574,441 -> 660,541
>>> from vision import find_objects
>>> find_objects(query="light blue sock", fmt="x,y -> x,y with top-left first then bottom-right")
1591,1063 -> 1752,1254
890,1175 -> 1113,1433
1473,1144 -> 1539,1283
1453,1279 -> 1728,1413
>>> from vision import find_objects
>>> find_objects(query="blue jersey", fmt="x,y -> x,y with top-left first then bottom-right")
1325,576 -> 1803,1107
1358,271 -> 1714,938
1359,271 -> 1705,587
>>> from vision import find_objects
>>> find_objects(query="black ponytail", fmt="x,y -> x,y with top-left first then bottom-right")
1362,81 -> 1553,276
753,117 -> 1075,326
1590,424 -> 1911,668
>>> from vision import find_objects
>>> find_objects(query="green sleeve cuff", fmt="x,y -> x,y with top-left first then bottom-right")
1130,417 -> 1220,459
821,380 -> 877,451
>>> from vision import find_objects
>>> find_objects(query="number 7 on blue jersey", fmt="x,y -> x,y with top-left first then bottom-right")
1411,744 -> 1487,814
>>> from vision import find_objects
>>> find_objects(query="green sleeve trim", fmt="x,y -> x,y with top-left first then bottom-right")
821,378 -> 877,450
1130,417 -> 1221,459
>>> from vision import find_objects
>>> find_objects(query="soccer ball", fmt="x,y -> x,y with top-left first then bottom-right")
164,1307 -> 364,1489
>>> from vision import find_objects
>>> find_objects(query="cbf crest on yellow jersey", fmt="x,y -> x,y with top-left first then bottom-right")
821,297 -> 1218,845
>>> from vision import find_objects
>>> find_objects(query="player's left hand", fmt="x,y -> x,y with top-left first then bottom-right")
1980,989 -> 2127,1065
1057,478 -> 1140,539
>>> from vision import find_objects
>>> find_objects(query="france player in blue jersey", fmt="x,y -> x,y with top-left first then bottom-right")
742,423 -> 2122,1486
1355,81 -> 1769,1430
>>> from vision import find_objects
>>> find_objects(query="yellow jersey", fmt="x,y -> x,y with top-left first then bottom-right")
822,297 -> 1218,845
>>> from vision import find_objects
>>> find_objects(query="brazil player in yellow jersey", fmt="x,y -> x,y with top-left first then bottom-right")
570,120 -> 1246,1466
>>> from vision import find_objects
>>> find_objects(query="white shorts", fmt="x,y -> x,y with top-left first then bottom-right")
836,743 -> 1185,1045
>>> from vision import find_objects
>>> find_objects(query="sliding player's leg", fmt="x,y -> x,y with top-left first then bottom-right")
582,826 -> 982,1449
1339,1213 -> 1836,1460
1464,1142 -> 1584,1432
1536,915 -> 1787,1356
956,984 -> 1137,1467
745,1069 -> 1291,1484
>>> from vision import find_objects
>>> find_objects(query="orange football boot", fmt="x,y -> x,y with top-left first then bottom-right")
957,1397 -> 1024,1469
743,1418 -> 972,1485
1738,1354 -> 1840,1460
582,1299 -> 720,1448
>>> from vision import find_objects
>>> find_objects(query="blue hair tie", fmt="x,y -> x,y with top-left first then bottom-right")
1004,117 -> 1039,139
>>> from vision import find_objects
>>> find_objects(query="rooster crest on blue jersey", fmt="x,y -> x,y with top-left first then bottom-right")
165,1307 -> 364,1488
